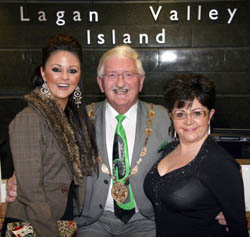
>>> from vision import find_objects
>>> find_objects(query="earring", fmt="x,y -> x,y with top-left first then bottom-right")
174,130 -> 177,139
40,81 -> 51,97
208,125 -> 211,135
73,86 -> 82,108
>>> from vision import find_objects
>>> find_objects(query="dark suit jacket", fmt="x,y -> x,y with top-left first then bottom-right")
74,100 -> 171,227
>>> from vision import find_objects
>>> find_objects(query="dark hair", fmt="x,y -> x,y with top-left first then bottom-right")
33,33 -> 98,175
164,74 -> 216,113
67,99 -> 99,176
164,74 -> 216,137
32,34 -> 83,88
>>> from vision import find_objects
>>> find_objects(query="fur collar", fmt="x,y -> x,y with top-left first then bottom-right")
25,89 -> 83,185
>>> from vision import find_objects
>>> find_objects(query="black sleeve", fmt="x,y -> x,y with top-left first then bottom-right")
199,144 -> 248,237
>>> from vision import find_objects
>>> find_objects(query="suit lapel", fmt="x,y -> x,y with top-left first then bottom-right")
131,100 -> 148,168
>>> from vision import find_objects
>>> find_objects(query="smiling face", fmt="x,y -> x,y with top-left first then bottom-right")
40,50 -> 81,110
172,98 -> 215,145
97,56 -> 145,114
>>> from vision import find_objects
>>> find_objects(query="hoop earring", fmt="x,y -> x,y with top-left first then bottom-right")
73,86 -> 82,108
40,81 -> 51,97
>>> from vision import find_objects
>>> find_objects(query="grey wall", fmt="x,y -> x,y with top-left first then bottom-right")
0,0 -> 250,177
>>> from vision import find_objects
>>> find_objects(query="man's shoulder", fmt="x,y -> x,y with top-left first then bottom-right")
86,101 -> 105,123
86,101 -> 105,111
139,100 -> 172,141
139,100 -> 169,115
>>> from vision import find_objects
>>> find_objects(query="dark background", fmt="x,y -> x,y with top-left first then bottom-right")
0,0 -> 250,178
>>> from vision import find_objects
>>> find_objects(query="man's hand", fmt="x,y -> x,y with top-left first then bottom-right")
6,172 -> 17,203
216,212 -> 227,225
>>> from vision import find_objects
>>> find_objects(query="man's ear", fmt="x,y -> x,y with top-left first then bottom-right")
139,75 -> 145,92
97,77 -> 104,93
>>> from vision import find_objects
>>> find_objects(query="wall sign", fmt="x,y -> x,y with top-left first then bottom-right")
0,2 -> 248,47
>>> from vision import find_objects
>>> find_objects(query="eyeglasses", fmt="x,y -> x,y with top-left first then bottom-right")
171,109 -> 208,120
103,71 -> 138,80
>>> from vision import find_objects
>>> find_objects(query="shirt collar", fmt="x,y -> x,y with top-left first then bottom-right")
106,101 -> 138,122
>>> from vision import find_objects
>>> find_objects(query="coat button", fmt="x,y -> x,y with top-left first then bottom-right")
104,179 -> 109,184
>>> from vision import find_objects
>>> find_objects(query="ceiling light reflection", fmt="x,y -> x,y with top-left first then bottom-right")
160,51 -> 177,63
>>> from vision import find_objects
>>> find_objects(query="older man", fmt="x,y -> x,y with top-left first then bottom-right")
74,45 -> 171,236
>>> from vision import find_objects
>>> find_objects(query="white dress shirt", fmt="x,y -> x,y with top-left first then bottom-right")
104,102 -> 138,212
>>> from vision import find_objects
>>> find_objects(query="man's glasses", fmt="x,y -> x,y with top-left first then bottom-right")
171,109 -> 208,120
103,71 -> 138,80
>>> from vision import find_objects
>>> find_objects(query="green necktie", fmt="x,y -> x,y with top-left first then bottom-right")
112,114 -> 135,223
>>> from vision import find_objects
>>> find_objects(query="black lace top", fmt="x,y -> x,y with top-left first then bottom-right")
144,136 -> 248,237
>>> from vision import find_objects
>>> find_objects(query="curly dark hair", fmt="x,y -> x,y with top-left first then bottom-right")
164,74 -> 216,113
164,74 -> 216,137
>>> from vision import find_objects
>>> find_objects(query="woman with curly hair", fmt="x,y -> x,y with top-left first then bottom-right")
144,75 -> 248,236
